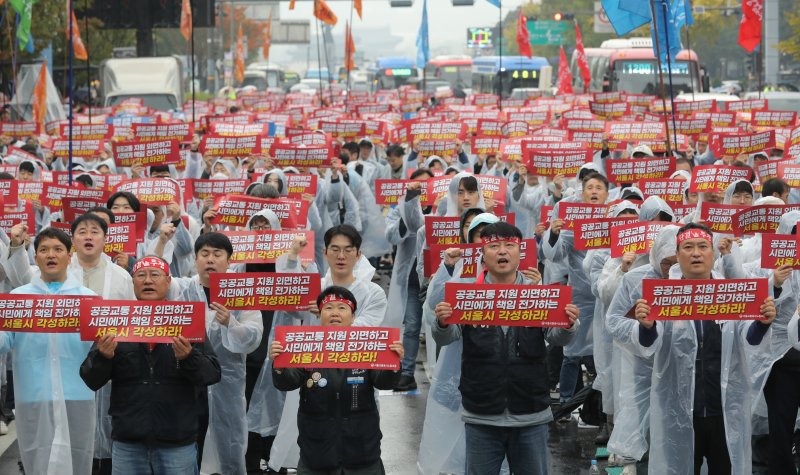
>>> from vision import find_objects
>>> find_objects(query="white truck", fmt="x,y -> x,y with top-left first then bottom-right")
100,56 -> 183,111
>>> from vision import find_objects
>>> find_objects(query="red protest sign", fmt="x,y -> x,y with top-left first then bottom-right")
112,140 -> 180,168
318,120 -> 366,139
407,121 -> 467,141
672,204 -> 696,222
525,149 -> 592,178
606,121 -> 666,141
476,175 -> 507,205
270,143 -> 333,168
713,130 -> 775,156
417,139 -> 460,158
422,176 -> 451,207
200,134 -> 262,157
668,118 -> 711,139
564,118 -> 606,132
560,202 -> 609,230
755,158 -> 792,183
727,99 -> 768,112
53,139 -> 104,158
689,165 -> 752,193
609,221 -> 668,258
443,283 -> 573,327
424,216 -> 461,247
470,136 -> 504,155
114,211 -> 148,244
132,123 -> 194,142
0,121 -> 39,137
732,205 -> 800,235
589,101 -> 630,119
212,195 -> 308,229
209,272 -> 320,311
209,123 -> 268,137
642,278 -> 769,321
606,157 -> 675,184
0,295 -> 100,333
62,197 -> 107,223
43,184 -> 107,211
190,179 -> 249,200
638,179 -> 685,207
273,326 -> 401,370
79,300 -> 206,343
0,180 -> 18,205
540,206 -> 554,226
761,234 -> 800,268
693,111 -> 736,127
506,111 -> 550,126
779,163 -> 800,188
375,180 -> 413,206
752,111 -> 797,128
674,100 -> 717,114
223,230 -> 315,264
59,124 -> 113,140
699,202 -> 748,234
114,178 -> 180,206
284,174 -> 319,197
104,223 -> 138,256
573,216 -> 639,251
18,181 -> 44,202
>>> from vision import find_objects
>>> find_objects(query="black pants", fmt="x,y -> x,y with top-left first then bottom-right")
245,363 -> 275,472
764,364 -> 800,475
693,415 -> 730,475
196,389 -> 209,468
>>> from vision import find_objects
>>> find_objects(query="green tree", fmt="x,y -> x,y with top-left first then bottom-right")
778,10 -> 800,61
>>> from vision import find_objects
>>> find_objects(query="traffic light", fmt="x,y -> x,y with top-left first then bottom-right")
552,12 -> 575,21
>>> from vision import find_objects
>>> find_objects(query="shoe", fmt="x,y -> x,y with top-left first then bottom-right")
557,414 -> 573,423
594,423 -> 610,445
0,421 -> 7,436
394,375 -> 417,391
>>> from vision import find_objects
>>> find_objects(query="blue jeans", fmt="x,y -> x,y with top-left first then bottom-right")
401,270 -> 422,376
559,355 -> 582,403
464,423 -> 549,475
111,441 -> 198,475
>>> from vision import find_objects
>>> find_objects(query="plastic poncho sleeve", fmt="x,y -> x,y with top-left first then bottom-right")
5,244 -> 33,289
324,179 -> 363,232
542,201 -> 569,263
350,282 -> 387,328
605,268 -> 662,358
598,256 -> 627,306
218,309 -> 263,354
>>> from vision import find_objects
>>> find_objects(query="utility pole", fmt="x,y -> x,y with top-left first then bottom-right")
764,0 -> 779,85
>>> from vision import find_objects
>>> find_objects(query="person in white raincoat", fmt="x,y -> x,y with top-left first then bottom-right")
630,222 -> 793,475
1,227 -> 97,475
169,232 -> 263,475
322,162 -> 363,234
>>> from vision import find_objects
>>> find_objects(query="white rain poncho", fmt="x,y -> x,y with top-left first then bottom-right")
323,171 -> 363,233
584,200 -> 641,415
170,276 -> 263,475
384,189 -> 426,329
342,168 -> 391,258
605,225 -> 680,461
508,174 -> 550,239
1,274 -> 97,475
437,172 -> 487,218
739,196 -> 785,265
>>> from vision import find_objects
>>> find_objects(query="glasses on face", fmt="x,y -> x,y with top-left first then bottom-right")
133,272 -> 168,282
250,224 -> 271,231
327,246 -> 357,256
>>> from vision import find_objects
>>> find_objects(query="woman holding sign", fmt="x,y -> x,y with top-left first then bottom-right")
270,286 -> 402,475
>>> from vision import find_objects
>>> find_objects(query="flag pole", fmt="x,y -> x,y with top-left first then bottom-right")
498,1 -> 502,110
84,1 -> 92,122
314,12 -> 324,106
683,0 -> 695,99
346,1 -> 354,110
68,0 -> 75,185
649,0 -> 672,155
660,0 -> 679,148
190,0 -> 196,123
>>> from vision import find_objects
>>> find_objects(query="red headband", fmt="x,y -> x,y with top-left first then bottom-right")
677,228 -> 712,245
132,257 -> 170,276
320,294 -> 355,311
482,235 -> 521,245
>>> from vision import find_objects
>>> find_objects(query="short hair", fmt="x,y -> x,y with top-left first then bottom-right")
0,173 -> 14,180
582,172 -> 609,190
18,161 -> 35,174
34,227 -> 72,254
86,206 -> 115,224
107,191 -> 141,212
386,144 -> 405,157
262,173 -> 284,193
675,222 -> 713,248
149,165 -> 170,175
762,178 -> 789,198
732,180 -> 754,196
479,221 -> 523,242
194,232 -> 233,258
71,212 -> 109,236
675,157 -> 694,170
457,175 -> 479,193
247,183 -> 280,198
324,224 -> 362,250
343,142 -> 360,155
317,286 -> 358,313
459,207 -> 485,243
409,168 -> 434,180
75,174 -> 94,188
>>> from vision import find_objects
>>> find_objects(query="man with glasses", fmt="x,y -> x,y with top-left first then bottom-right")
80,256 -> 221,475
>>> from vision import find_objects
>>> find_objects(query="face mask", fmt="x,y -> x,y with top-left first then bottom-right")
211,172 -> 228,180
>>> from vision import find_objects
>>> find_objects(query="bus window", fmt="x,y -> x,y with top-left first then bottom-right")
611,60 -> 699,95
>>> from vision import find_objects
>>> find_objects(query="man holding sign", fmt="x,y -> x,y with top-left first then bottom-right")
79,256 -> 221,474
433,222 -> 579,474
631,223 -> 792,474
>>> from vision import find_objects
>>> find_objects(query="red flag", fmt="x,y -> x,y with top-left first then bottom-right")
263,12 -> 272,61
32,61 -> 48,132
556,46 -> 574,95
738,0 -> 762,53
180,0 -> 193,42
235,25 -> 245,84
314,0 -> 338,26
574,20 -> 590,92
354,0 -> 362,19
289,0 -> 296,9
516,9 -> 532,58
345,21 -> 356,71
67,10 -> 88,60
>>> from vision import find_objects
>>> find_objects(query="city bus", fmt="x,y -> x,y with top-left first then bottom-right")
424,55 -> 473,92
471,56 -> 552,98
570,38 -> 708,94
366,57 -> 419,91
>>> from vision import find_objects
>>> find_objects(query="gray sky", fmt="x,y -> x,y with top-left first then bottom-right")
268,0 -> 532,69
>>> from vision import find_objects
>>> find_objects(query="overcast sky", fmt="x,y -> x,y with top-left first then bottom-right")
268,0 -> 532,67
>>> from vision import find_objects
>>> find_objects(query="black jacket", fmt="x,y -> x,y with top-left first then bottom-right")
80,341 -> 221,447
272,364 -> 399,470
693,320 -> 723,418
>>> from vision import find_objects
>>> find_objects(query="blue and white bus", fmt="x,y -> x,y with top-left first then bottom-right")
472,56 -> 552,98
366,57 -> 419,91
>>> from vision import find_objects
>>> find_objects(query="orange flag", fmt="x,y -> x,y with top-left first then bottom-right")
32,61 -> 48,132
68,10 -> 88,60
354,0 -> 362,19
235,25 -> 245,84
289,0 -> 296,10
180,0 -> 193,42
314,0 -> 338,26
263,12 -> 272,61
344,21 -> 356,71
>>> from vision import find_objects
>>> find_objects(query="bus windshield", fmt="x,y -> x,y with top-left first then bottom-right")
498,69 -> 540,97
437,65 -> 472,88
612,60 -> 699,95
